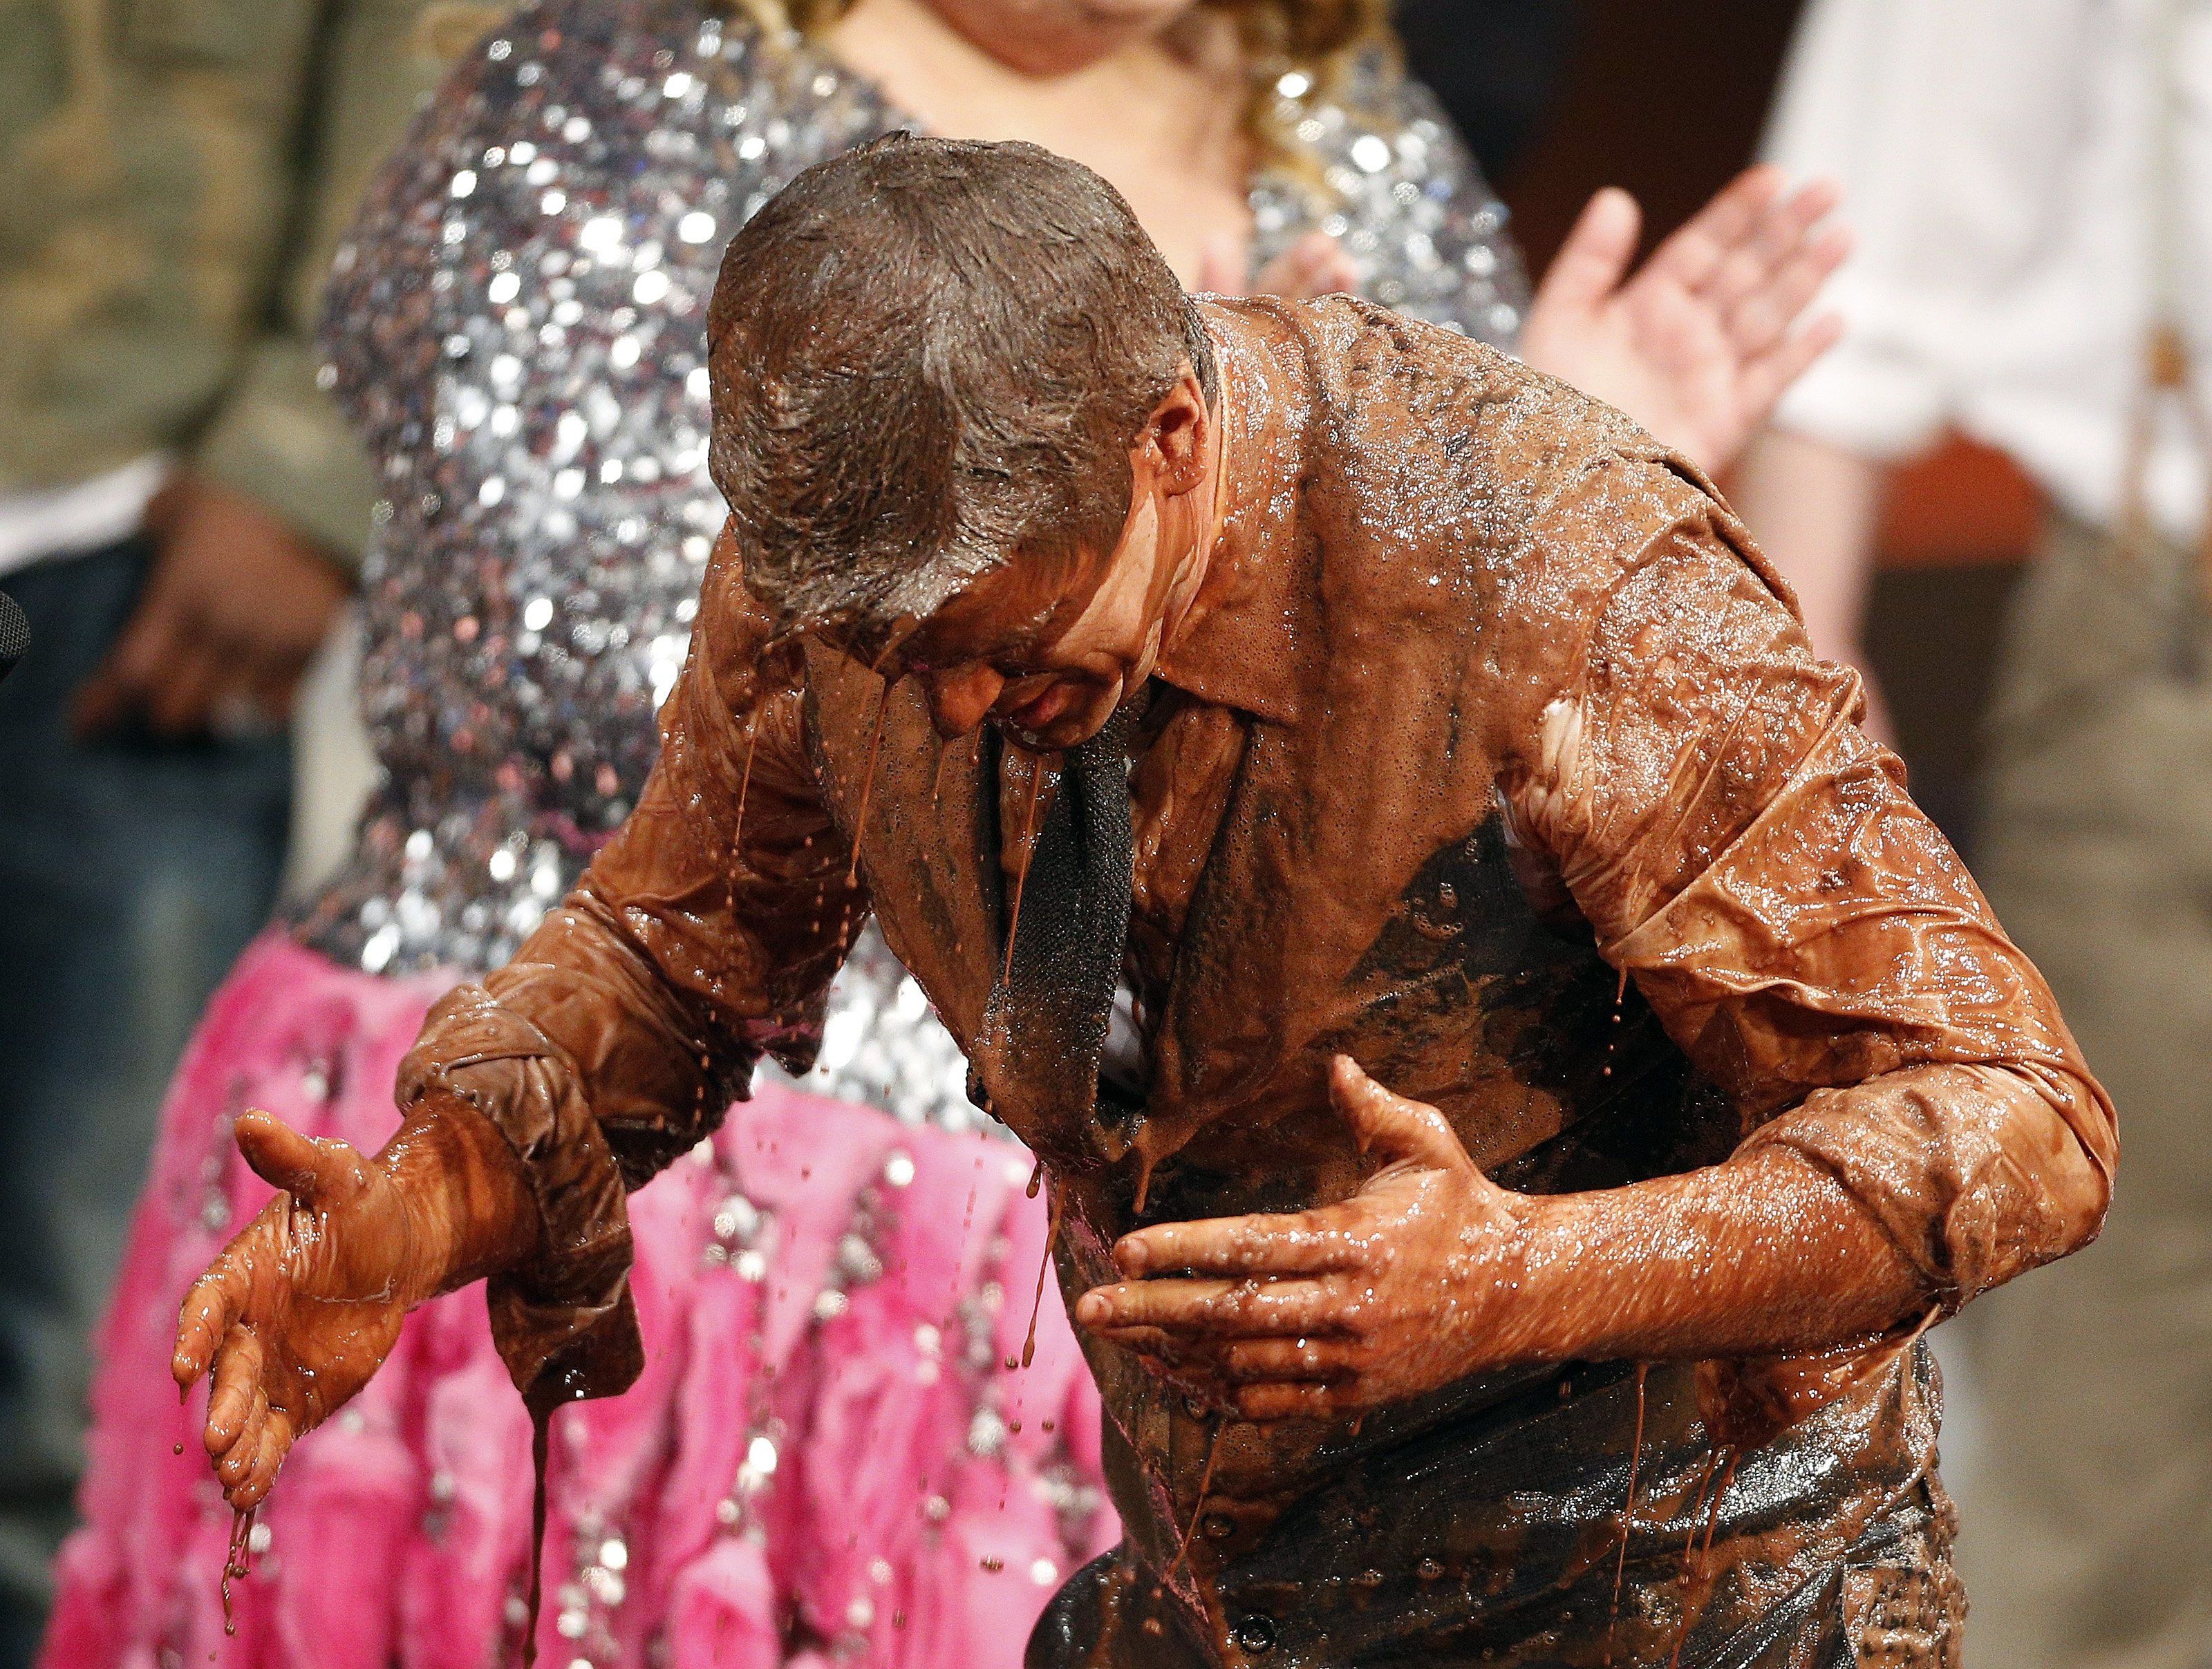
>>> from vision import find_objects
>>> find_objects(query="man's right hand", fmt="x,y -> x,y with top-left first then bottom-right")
73,475 -> 348,740
174,1104 -> 537,1511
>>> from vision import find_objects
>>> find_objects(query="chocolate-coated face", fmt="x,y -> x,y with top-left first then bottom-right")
921,0 -> 1201,75
881,368 -> 1217,750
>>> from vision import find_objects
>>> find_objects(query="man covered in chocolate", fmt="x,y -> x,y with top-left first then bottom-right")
174,136 -> 2115,1667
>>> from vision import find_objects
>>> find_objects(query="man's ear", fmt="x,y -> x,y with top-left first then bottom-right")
1137,366 -> 1211,497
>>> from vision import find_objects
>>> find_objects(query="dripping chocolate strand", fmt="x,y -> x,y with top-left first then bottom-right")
1003,757 -> 1047,983
522,1402 -> 553,1669
1663,1448 -> 1728,1669
220,1504 -> 256,1637
845,685 -> 890,886
1022,1182 -> 1069,1370
731,711 -> 761,854
1163,1415 -> 1227,1584
1603,963 -> 1629,1078
1602,1361 -> 1651,1667
1696,1449 -> 1736,1565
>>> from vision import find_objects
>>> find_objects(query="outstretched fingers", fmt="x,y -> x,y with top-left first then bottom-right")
1644,165 -> 1785,294
1724,220 -> 1851,357
204,1323 -> 265,1452
175,1253 -> 250,1388
1535,187 -> 1641,318
1701,180 -> 1845,323
1080,1276 -> 1340,1339
1112,1207 -> 1359,1279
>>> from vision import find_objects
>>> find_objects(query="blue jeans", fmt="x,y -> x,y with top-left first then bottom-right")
0,538 -> 290,1661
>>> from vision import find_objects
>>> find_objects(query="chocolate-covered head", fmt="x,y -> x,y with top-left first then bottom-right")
704,133 -> 1217,668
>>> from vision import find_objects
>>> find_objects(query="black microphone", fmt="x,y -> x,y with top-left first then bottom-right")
0,590 -> 26,683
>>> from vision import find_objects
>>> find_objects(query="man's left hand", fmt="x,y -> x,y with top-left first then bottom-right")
1076,1055 -> 1537,1422
1519,167 -> 1850,477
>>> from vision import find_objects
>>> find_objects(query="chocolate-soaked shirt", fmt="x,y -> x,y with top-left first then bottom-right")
400,298 -> 2112,1666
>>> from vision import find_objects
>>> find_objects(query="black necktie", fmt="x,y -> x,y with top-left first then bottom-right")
982,691 -> 1146,1126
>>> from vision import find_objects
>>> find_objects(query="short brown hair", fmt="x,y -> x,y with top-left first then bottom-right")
706,135 -> 1215,643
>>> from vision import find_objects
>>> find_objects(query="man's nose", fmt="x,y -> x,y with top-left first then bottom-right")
922,664 -> 1005,737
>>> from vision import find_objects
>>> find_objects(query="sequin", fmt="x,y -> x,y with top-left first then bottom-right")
301,0 -> 1528,1132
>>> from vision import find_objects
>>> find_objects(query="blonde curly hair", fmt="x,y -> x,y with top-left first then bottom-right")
729,0 -> 1396,178
418,0 -> 1399,181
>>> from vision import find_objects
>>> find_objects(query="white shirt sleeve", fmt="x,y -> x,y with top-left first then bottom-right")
1763,0 -> 2106,461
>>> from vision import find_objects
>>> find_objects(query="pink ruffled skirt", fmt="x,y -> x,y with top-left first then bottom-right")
42,932 -> 1115,1669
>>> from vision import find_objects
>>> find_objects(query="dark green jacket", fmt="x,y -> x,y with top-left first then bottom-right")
0,0 -> 491,560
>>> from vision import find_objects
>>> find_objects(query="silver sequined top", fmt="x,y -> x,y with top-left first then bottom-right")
300,0 -> 1531,1129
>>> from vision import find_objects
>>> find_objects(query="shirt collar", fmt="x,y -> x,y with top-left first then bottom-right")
1152,301 -> 1318,730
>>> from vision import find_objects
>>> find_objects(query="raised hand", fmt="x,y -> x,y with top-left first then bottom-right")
1519,167 -> 1850,476
1075,1055 -> 1536,1421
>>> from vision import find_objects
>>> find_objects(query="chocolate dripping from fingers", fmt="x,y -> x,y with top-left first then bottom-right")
220,1504 -> 257,1637
522,1402 -> 553,1668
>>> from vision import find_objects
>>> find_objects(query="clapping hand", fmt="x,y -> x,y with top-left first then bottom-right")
1521,167 -> 1850,475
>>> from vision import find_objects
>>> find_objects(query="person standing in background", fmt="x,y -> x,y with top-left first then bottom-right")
1734,5 -> 2211,1666
0,1 -> 455,1654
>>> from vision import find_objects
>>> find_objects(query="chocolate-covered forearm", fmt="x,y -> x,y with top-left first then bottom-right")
379,1095 -> 543,1303
1508,1050 -> 2108,1366
1509,1144 -> 1924,1367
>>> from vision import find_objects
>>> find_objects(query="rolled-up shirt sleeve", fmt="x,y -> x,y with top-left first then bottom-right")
397,538 -> 865,1405
1504,461 -> 2115,1310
